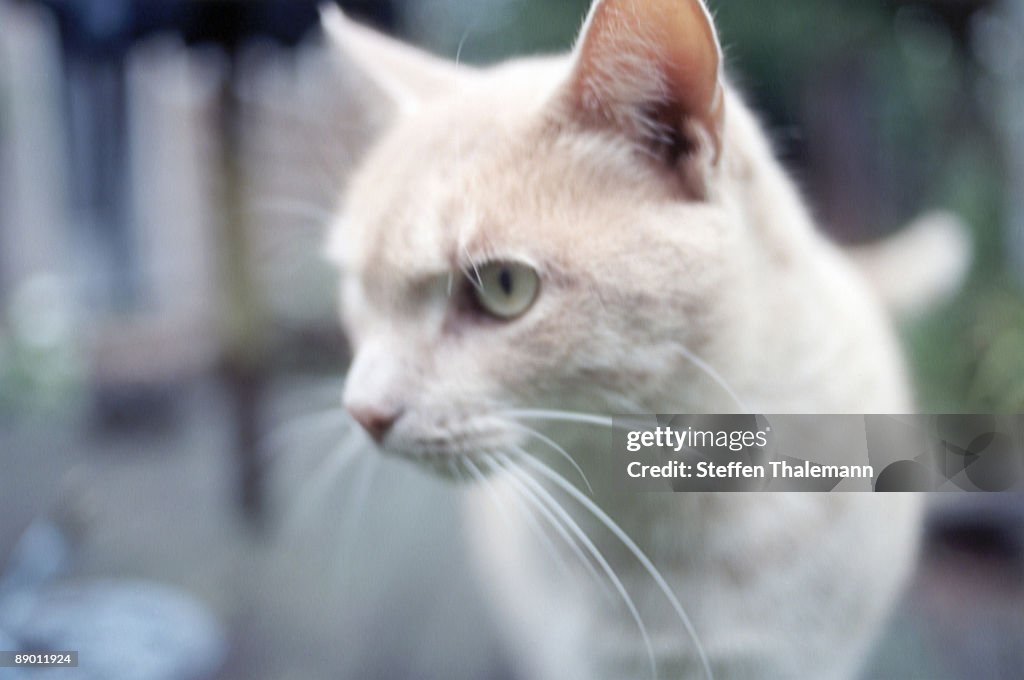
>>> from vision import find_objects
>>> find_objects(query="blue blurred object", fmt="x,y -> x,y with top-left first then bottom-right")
0,522 -> 226,680
0,520 -> 74,650
0,521 -> 72,601
0,629 -> 27,680
11,580 -> 227,680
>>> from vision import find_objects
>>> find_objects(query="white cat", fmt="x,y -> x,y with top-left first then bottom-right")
320,1 -> 953,677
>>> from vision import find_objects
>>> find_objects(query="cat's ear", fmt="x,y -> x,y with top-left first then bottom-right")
319,4 -> 467,114
563,0 -> 725,190
315,4 -> 470,219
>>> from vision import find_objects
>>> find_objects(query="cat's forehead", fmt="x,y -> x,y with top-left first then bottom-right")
343,183 -> 519,286
337,65 -> 679,288
341,108 -> 537,274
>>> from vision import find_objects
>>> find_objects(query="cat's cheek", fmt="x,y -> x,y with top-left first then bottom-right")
338,280 -> 370,348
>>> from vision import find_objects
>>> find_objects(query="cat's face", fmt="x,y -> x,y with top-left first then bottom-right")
328,0 -> 738,463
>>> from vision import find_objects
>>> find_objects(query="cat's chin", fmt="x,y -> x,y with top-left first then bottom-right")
369,435 -> 509,484
378,447 -> 500,485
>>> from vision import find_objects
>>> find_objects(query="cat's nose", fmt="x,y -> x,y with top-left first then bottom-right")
347,404 -> 402,443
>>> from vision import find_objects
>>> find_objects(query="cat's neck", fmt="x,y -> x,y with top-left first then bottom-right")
702,89 -> 915,414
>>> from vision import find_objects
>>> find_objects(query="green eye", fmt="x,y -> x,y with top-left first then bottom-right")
471,261 -> 540,319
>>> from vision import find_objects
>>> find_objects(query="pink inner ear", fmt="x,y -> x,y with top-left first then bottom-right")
570,0 -> 724,160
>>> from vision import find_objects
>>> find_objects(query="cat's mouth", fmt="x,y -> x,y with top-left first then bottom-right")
366,409 -> 597,491
374,413 -> 524,476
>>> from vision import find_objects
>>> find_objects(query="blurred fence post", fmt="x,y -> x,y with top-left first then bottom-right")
975,0 -> 1024,288
0,2 -> 71,310
216,57 -> 270,530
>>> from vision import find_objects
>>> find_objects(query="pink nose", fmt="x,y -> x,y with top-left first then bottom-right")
347,405 -> 401,443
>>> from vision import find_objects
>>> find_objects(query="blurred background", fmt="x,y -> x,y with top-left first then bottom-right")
0,0 -> 1022,678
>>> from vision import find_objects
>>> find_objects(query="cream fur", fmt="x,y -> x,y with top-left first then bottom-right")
324,2 -> 923,678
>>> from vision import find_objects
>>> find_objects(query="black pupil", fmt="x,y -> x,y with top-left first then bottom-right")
498,267 -> 514,296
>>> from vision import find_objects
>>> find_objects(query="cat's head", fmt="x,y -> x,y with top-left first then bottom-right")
324,0 -> 754,466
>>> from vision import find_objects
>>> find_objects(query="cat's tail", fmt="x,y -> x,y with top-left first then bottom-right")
847,211 -> 973,317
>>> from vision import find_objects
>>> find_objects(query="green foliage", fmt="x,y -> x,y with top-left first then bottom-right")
906,281 -> 1024,412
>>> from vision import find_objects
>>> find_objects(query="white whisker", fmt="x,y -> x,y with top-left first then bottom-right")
448,457 -> 469,485
519,455 -> 715,680
265,406 -> 350,459
504,409 -> 615,428
673,345 -> 749,414
454,29 -> 472,69
464,456 -> 575,581
483,452 -> 610,598
462,245 -> 485,292
460,254 -> 485,294
493,454 -> 658,680
284,429 -> 364,537
506,422 -> 593,494
463,456 -> 512,520
338,455 -> 379,558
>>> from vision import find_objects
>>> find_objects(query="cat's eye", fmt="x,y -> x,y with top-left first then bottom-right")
470,261 -> 540,320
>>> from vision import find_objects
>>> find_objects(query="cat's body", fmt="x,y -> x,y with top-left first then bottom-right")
323,2 -> 932,678
469,492 -> 919,680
